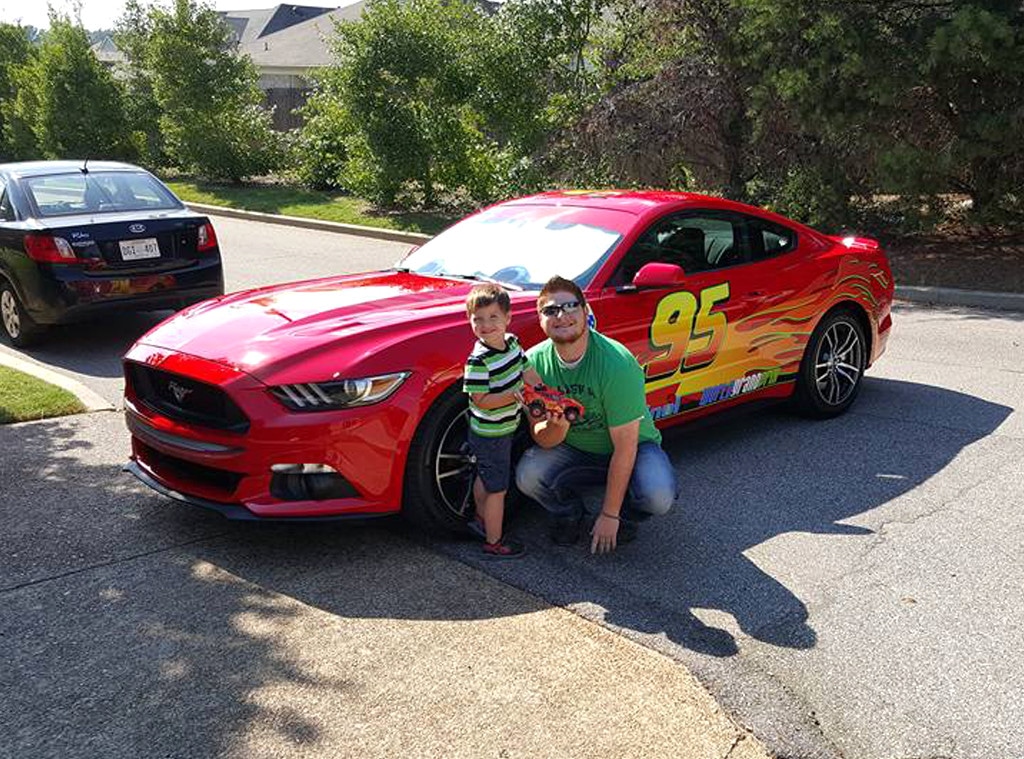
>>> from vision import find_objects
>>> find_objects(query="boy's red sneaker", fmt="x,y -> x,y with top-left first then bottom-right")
482,538 -> 526,559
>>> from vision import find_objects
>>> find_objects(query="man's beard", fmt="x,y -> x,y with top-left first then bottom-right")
549,322 -> 586,345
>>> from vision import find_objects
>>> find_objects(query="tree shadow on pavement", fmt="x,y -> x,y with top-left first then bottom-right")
0,375 -> 1012,757
436,376 -> 1013,659
0,412 -> 545,758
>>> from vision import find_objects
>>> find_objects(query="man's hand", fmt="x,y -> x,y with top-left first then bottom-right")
542,409 -> 570,436
530,409 -> 570,448
523,368 -> 542,387
590,514 -> 619,554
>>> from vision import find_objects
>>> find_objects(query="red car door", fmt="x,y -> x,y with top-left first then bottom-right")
588,209 -> 799,426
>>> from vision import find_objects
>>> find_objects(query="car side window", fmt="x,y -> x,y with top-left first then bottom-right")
611,212 -> 746,286
0,187 -> 16,222
747,218 -> 797,260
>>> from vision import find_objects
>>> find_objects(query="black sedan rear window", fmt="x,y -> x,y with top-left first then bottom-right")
23,171 -> 182,217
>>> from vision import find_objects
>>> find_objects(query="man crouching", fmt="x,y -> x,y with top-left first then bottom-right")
516,276 -> 677,554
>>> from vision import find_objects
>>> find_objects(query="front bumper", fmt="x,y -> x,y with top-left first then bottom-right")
123,345 -> 421,520
123,460 -> 393,522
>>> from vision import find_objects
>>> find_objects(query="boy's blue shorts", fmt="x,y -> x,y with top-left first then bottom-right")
468,431 -> 513,493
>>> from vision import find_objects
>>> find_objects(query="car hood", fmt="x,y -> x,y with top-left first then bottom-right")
136,270 -> 485,380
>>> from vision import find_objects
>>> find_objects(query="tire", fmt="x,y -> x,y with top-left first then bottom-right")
402,383 -> 528,535
792,308 -> 867,418
0,281 -> 44,348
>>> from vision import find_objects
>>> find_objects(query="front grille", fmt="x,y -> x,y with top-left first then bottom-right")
137,442 -> 243,496
126,363 -> 250,433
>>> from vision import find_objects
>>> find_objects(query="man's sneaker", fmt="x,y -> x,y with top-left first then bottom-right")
482,538 -> 526,559
551,516 -> 582,546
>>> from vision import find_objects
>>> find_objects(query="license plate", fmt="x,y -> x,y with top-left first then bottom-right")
119,237 -> 160,261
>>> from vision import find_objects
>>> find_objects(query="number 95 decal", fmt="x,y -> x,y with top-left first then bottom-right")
645,283 -> 730,380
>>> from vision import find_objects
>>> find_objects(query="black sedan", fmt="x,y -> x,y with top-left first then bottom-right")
0,160 -> 224,347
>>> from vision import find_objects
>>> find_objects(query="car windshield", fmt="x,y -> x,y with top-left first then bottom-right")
23,171 -> 183,217
399,204 -> 632,290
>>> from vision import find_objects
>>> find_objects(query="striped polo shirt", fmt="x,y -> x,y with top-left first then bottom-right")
463,333 -> 527,437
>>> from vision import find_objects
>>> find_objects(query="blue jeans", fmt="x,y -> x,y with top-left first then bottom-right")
515,441 -> 677,523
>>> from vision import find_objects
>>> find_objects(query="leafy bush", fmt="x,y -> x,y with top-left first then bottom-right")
4,15 -> 134,161
0,23 -> 35,160
291,85 -> 352,190
295,0 -> 608,209
120,0 -> 283,181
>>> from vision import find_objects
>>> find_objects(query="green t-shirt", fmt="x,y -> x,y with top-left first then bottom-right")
527,330 -> 661,455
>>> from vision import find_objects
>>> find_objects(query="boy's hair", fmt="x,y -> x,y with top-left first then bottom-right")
466,282 -> 511,315
537,276 -> 587,311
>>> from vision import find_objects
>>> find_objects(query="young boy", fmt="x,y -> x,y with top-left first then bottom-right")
463,283 -> 537,559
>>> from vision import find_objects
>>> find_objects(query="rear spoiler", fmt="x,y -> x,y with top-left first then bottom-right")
830,234 -> 881,252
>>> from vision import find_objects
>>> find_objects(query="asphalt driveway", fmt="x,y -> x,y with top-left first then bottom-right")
0,411 -> 767,759
2,214 -> 1021,758
438,303 -> 1024,758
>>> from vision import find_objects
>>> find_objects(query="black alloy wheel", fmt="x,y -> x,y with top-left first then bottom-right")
793,309 -> 867,418
403,383 -> 528,534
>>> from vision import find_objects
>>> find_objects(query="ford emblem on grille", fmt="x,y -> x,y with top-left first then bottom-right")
129,223 -> 146,234
167,380 -> 193,404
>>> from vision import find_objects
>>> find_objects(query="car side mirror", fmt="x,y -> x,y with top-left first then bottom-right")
632,262 -> 686,288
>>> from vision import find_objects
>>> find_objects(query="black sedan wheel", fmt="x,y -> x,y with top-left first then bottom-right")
794,309 -> 867,418
0,282 -> 43,348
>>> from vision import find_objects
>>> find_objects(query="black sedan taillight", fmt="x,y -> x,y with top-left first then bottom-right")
24,234 -> 84,264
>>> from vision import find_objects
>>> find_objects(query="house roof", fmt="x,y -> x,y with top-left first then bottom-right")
89,1 -> 498,74
90,35 -> 125,64
239,2 -> 366,70
220,5 -> 335,46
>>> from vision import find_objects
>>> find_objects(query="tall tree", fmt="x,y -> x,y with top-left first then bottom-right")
737,0 -> 1024,222
0,23 -> 35,160
114,0 -> 165,166
130,0 -> 281,180
6,14 -> 132,161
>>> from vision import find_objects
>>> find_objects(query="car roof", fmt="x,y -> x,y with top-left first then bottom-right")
0,160 -> 146,179
503,190 -> 820,234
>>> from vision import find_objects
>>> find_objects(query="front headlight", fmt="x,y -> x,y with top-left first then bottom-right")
270,371 -> 410,411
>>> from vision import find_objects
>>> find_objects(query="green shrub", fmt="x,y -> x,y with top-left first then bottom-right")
5,15 -> 134,161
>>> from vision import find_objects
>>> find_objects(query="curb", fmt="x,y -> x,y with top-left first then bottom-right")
894,285 -> 1024,313
0,349 -> 114,413
186,202 -> 433,245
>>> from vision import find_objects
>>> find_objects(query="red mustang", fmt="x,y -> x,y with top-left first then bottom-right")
122,190 -> 893,532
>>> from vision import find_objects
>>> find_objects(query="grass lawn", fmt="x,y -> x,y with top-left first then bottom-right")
0,366 -> 85,424
164,179 -> 455,236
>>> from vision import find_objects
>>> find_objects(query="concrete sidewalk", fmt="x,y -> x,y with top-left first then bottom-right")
1,411 -> 770,759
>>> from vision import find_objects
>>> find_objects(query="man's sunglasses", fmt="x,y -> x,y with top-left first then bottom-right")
539,300 -> 582,318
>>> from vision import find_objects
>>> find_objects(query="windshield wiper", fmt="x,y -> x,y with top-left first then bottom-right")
436,271 -> 523,291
